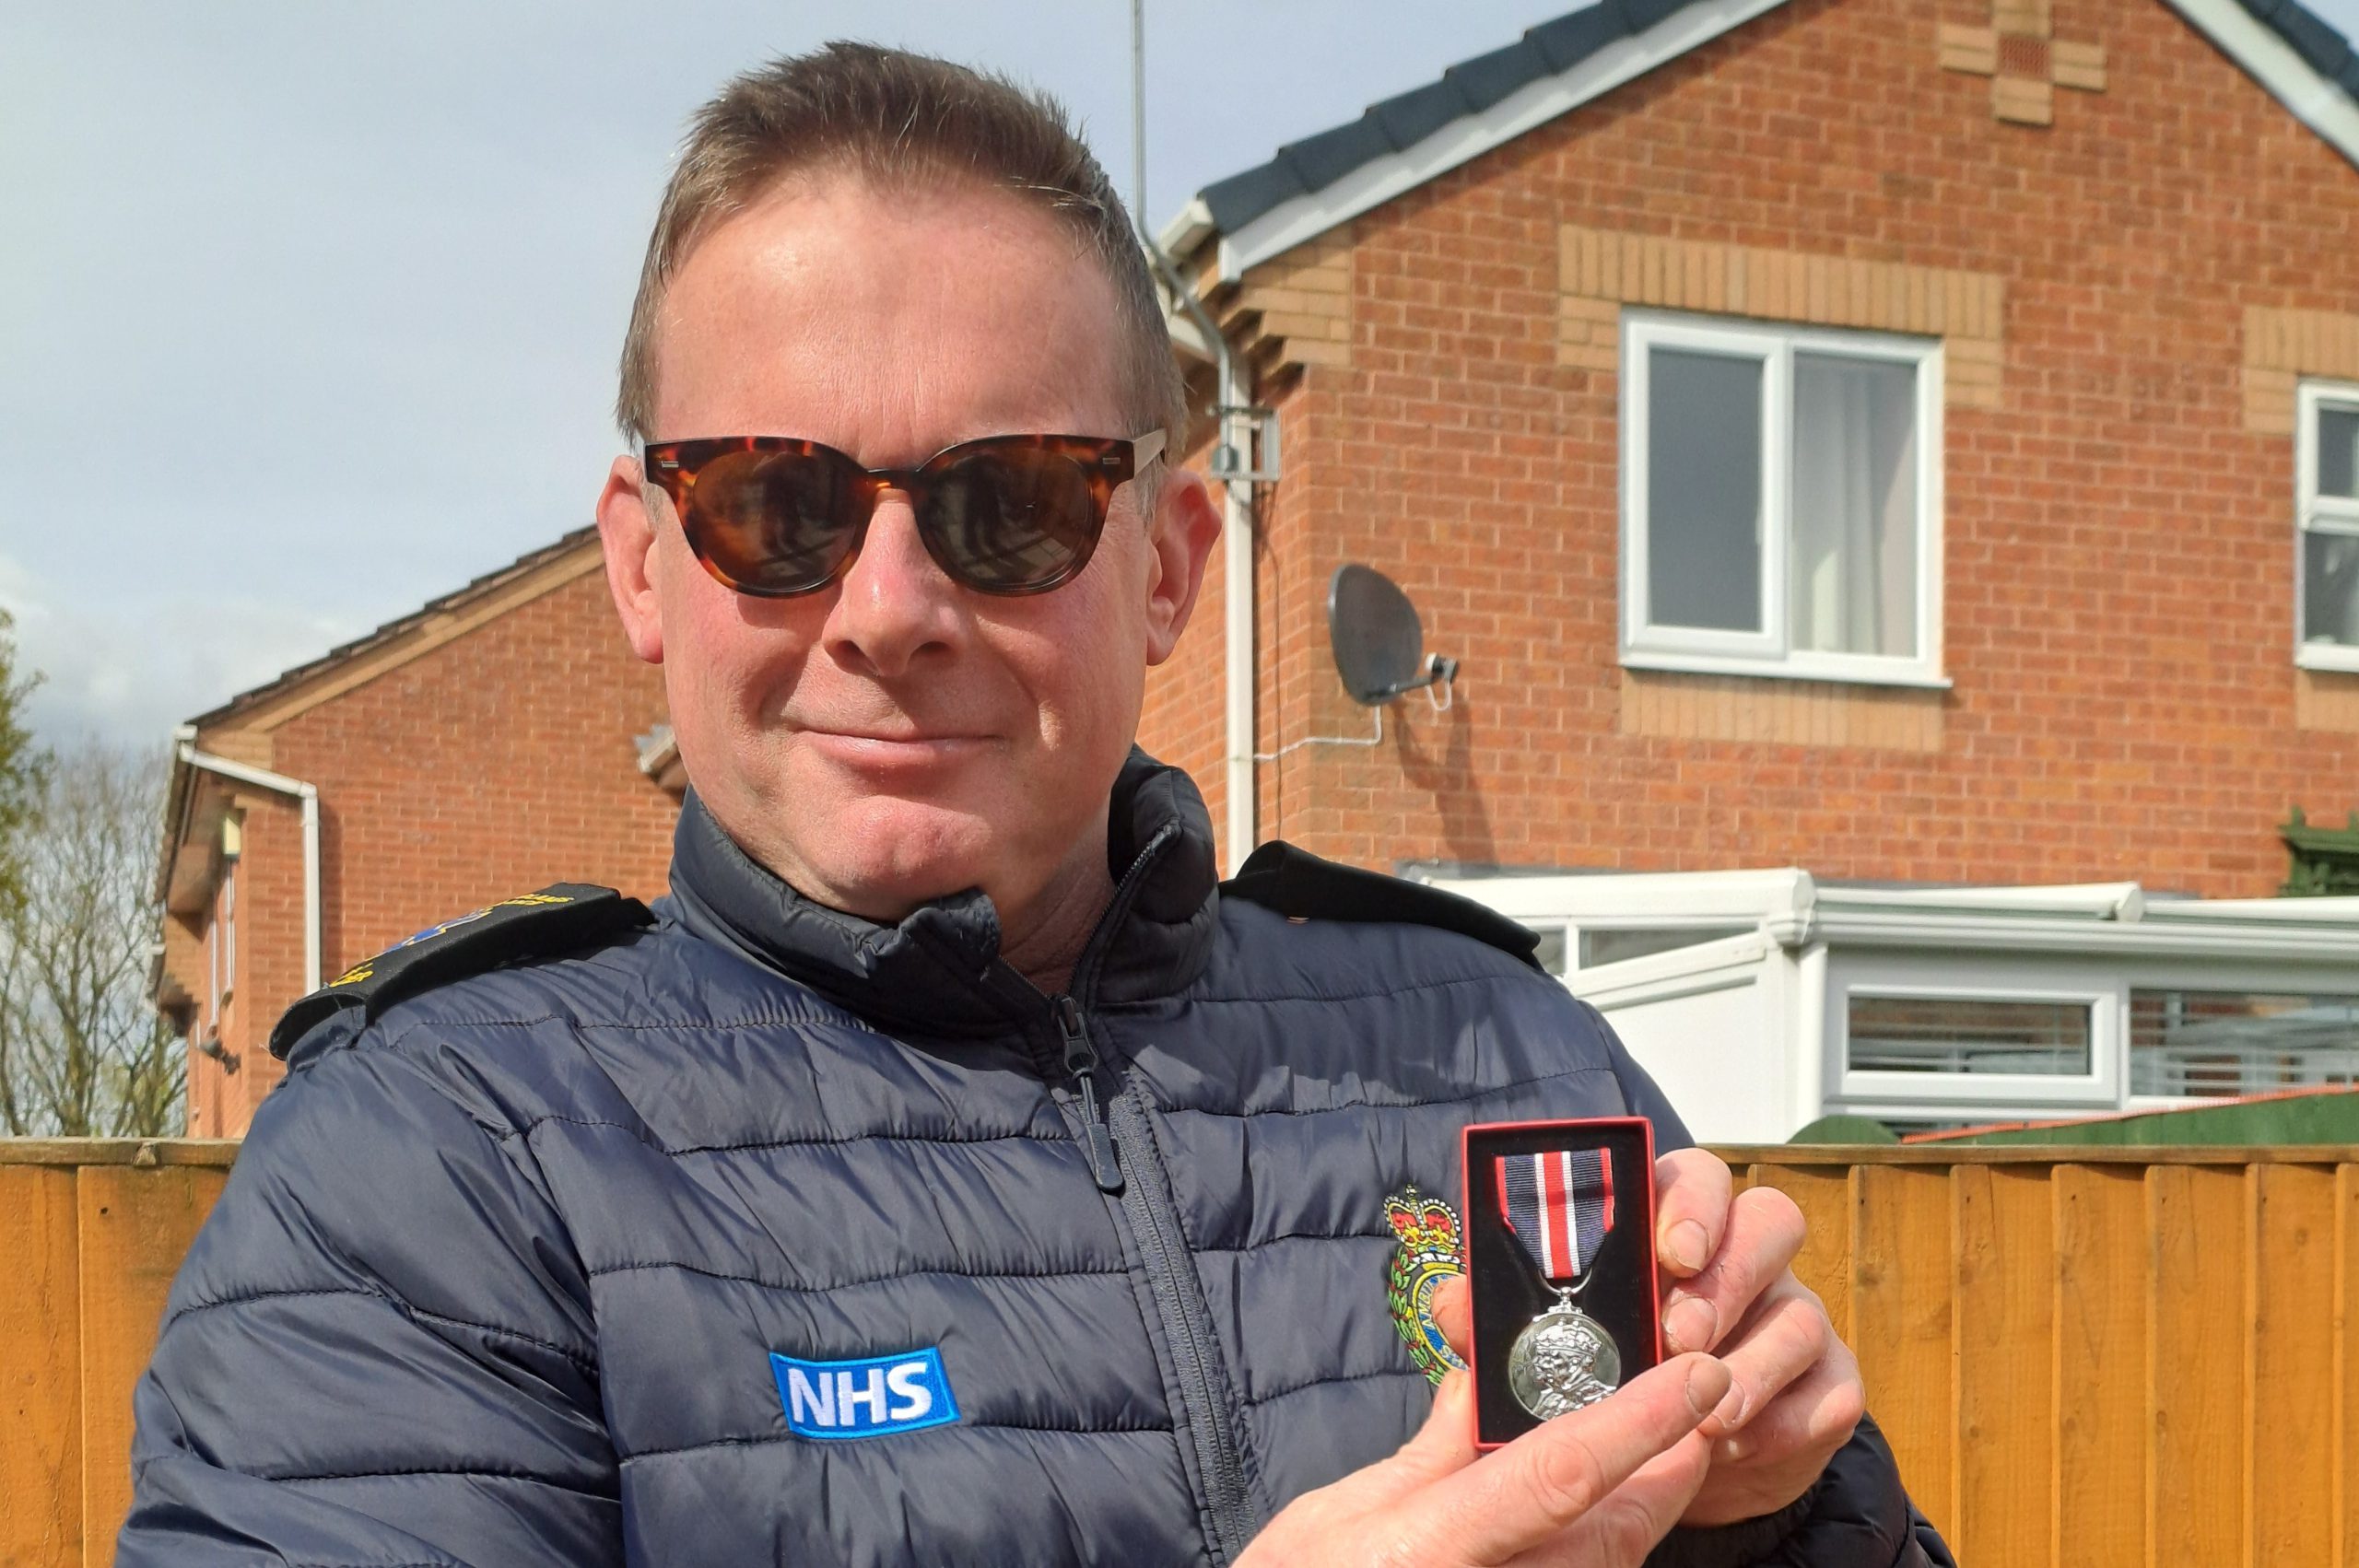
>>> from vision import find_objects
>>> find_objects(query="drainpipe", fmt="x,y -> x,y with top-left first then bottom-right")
172,728 -> 322,995
1147,251 -> 1259,873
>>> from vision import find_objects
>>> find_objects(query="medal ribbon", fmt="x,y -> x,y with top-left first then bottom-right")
1496,1148 -> 1614,1286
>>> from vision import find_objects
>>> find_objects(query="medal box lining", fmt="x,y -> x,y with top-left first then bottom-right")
1461,1117 -> 1663,1449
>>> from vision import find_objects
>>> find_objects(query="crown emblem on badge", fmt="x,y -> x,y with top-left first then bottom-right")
1384,1185 -> 1467,1385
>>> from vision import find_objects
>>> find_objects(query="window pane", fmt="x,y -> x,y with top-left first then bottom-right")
1579,925 -> 1753,967
1791,354 -> 1919,657
1533,928 -> 1568,977
1647,347 -> 1763,632
2130,989 -> 2359,1097
2305,531 -> 2359,648
1847,995 -> 2092,1075
2321,405 -> 2359,499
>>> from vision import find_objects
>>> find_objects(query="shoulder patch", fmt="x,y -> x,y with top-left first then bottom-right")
1222,840 -> 1543,970
268,883 -> 655,1059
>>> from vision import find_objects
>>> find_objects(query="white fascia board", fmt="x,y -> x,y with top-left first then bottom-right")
1425,866 -> 1813,922
1164,309 -> 1215,364
2140,895 -> 2359,925
1156,197 -> 1215,261
1564,932 -> 1776,1007
2163,0 -> 2359,173
1815,882 -> 2146,920
1809,909 -> 2359,963
1213,0 -> 1795,281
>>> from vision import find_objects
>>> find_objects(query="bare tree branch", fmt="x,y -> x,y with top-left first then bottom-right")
0,741 -> 184,1138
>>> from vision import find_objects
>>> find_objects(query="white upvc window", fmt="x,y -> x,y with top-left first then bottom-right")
1827,955 -> 2122,1110
1620,311 -> 1944,687
2298,380 -> 2359,671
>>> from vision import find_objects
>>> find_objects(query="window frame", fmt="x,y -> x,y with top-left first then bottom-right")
2296,378 -> 2359,673
1826,955 -> 2122,1109
1620,310 -> 1948,689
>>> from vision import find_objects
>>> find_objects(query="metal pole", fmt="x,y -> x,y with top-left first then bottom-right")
1131,0 -> 1147,226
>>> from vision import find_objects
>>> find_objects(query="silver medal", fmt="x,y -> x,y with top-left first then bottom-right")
1505,1293 -> 1621,1419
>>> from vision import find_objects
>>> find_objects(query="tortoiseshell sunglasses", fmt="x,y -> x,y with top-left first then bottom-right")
638,430 -> 1165,598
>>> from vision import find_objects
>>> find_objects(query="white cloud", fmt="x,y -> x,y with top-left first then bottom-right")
0,550 -> 358,749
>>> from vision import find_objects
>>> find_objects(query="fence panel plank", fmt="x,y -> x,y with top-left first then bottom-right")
1747,1164 -> 1854,1340
2054,1164 -> 2145,1568
2253,1164 -> 2335,1568
0,1165 -> 83,1568
2149,1165 -> 2247,1566
2340,1164 -> 2359,1568
76,1164 -> 223,1566
1955,1164 -> 2053,1568
1852,1164 -> 1955,1537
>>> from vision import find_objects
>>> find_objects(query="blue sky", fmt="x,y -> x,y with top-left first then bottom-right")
6,0 -> 2357,745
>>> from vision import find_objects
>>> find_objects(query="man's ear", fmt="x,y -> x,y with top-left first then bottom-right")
1142,464 -> 1223,667
598,454 -> 665,665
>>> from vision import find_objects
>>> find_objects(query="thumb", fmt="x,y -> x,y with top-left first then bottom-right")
1383,1369 -> 1480,1490
1433,1273 -> 1473,1363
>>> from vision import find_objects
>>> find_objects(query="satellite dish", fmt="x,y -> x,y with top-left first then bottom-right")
1328,565 -> 1459,707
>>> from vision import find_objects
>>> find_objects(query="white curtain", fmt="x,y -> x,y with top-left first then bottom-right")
1790,356 -> 1918,658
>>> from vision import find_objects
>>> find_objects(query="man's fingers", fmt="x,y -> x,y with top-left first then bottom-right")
1419,1353 -> 1730,1566
1697,1278 -> 1830,1436
1505,1434 -> 1717,1568
1653,1148 -> 1732,1279
1384,1368 -> 1480,1488
1660,1185 -> 1805,1355
1435,1272 -> 1473,1363
1715,1342 -> 1864,1466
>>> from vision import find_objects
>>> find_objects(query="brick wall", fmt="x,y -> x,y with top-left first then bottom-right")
1140,0 -> 2359,895
184,565 -> 674,1134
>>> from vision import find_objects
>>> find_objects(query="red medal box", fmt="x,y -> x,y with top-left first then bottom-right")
1461,1117 -> 1665,1451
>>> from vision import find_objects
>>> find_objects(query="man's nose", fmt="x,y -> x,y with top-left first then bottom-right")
821,492 -> 966,678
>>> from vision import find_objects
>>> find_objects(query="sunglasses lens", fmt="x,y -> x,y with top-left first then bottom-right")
924,446 -> 1100,591
684,448 -> 857,594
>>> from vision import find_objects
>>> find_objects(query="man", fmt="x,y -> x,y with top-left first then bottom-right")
122,44 -> 1949,1567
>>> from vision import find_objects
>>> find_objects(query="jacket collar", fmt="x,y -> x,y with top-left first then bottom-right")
664,748 -> 1221,1035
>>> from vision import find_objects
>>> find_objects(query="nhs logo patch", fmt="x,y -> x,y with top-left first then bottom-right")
770,1348 -> 961,1440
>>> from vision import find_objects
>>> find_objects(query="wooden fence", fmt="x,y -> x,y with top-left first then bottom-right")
2,1140 -> 235,1568
6,1139 -> 2359,1566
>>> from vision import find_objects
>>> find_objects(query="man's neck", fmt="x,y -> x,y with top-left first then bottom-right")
996,831 -> 1119,999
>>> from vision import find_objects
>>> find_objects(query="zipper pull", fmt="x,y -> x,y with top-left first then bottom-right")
1054,994 -> 1124,1194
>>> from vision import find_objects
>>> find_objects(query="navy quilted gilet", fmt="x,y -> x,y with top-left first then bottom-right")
121,754 -> 1945,1568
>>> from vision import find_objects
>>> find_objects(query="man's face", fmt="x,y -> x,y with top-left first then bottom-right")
598,173 -> 1215,930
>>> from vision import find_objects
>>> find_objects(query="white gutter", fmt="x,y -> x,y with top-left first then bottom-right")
172,730 -> 322,994
1218,370 -> 1255,874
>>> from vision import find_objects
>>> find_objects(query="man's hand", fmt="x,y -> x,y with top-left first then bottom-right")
1429,1148 -> 1864,1531
1236,1354 -> 1731,1567
1649,1148 -> 1864,1525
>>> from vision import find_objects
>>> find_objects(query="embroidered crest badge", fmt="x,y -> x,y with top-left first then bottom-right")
1385,1185 -> 1468,1384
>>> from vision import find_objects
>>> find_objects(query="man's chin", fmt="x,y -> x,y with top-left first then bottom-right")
792,798 -> 1002,920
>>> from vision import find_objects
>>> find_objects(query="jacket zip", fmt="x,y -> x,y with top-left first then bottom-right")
1053,987 -> 1258,1564
1053,994 -> 1123,1193
1039,823 -> 1257,1562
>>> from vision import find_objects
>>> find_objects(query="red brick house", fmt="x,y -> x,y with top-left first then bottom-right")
155,532 -> 676,1135
159,0 -> 2359,1134
1139,0 -> 2359,895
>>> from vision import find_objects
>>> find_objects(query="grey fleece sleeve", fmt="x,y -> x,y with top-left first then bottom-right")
116,1029 -> 621,1567
1596,1007 -> 1956,1568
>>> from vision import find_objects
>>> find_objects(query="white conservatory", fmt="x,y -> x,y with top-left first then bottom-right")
1425,869 -> 2359,1144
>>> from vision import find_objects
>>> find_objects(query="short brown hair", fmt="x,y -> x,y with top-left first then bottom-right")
616,42 -> 1186,450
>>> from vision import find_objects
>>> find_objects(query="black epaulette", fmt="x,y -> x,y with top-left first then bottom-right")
1221,840 -> 1543,971
267,883 -> 656,1059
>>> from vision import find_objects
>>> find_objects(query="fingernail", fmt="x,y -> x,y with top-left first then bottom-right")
1719,1433 -> 1753,1463
1665,1220 -> 1709,1273
1711,1381 -> 1748,1431
1664,1293 -> 1719,1353
1684,1356 -> 1734,1418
